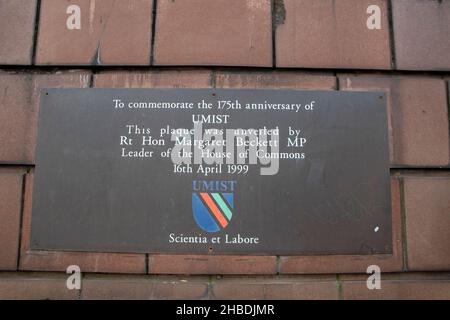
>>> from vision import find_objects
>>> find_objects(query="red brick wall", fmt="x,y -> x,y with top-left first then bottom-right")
0,0 -> 449,300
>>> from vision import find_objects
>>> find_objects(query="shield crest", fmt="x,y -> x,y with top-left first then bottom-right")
192,192 -> 234,232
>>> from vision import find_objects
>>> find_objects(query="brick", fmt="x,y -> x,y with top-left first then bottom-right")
36,0 -> 153,65
279,178 -> 403,274
276,0 -> 391,69
0,72 -> 34,164
0,0 -> 37,65
341,273 -> 450,300
265,279 -> 338,300
154,0 -> 272,67
94,70 -> 212,88
0,70 -> 91,164
20,172 -> 146,274
404,176 -> 450,271
212,276 -> 338,300
215,71 -> 336,89
148,255 -> 276,275
340,74 -> 449,167
0,272 -> 78,300
81,275 -> 208,299
0,169 -> 24,270
392,0 -> 450,71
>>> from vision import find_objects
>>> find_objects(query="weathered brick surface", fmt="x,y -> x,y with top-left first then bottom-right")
0,169 -> 24,270
392,0 -> 450,71
404,176 -> 450,271
341,273 -> 450,300
215,71 -> 336,89
276,0 -> 391,69
81,275 -> 208,299
0,0 -> 37,65
94,70 -> 212,88
148,255 -> 276,275
0,272 -> 78,300
279,178 -> 403,274
2,272 -> 450,300
340,74 -> 450,167
0,70 -> 91,164
20,172 -> 146,274
212,276 -> 338,300
36,0 -> 153,65
154,0 -> 272,66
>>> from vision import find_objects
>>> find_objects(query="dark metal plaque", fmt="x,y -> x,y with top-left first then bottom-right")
31,89 -> 391,255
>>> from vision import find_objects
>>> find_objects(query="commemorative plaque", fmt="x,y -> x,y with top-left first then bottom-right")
31,89 -> 391,255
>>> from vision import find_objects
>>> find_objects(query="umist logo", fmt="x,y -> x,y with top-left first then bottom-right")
192,180 -> 237,232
